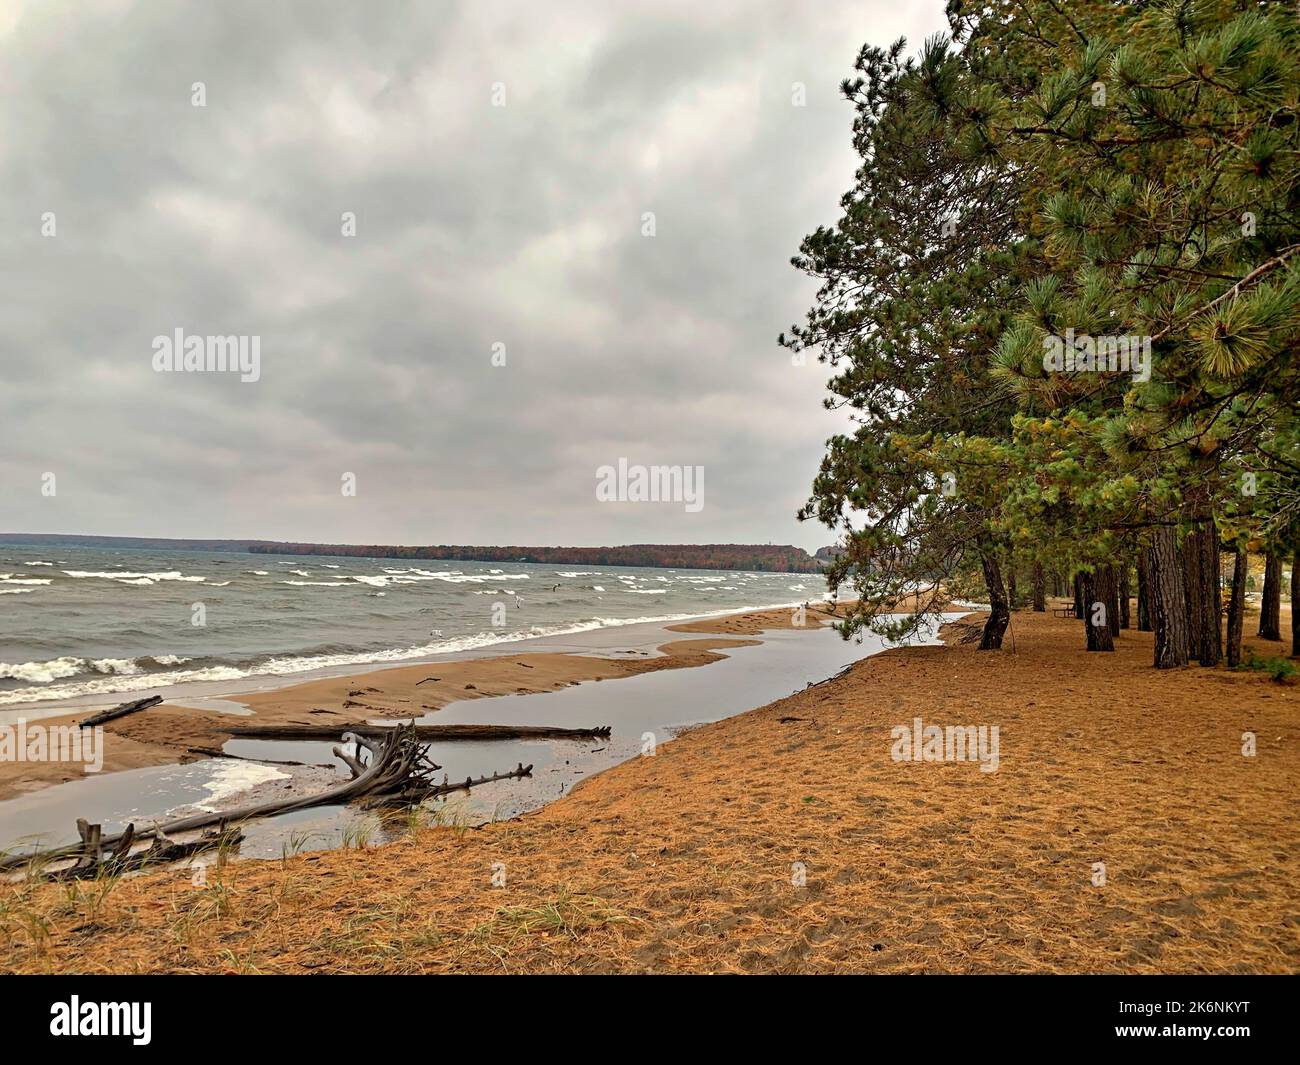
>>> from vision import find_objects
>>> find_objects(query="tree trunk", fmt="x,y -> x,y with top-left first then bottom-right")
1226,549 -> 1247,668
1292,550 -> 1299,658
1007,566 -> 1018,610
1149,527 -> 1190,668
1183,527 -> 1203,657
1259,552 -> 1281,641
1031,563 -> 1046,612
978,546 -> 1011,650
1079,570 -> 1115,652
1183,522 -> 1221,665
1118,564 -> 1131,629
1136,551 -> 1152,631
1104,565 -> 1121,637
1198,528 -> 1222,665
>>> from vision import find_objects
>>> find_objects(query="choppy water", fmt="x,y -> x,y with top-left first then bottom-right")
0,543 -> 825,708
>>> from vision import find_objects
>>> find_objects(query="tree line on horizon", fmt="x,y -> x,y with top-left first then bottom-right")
247,541 -> 824,573
786,0 -> 1300,668
0,534 -> 825,573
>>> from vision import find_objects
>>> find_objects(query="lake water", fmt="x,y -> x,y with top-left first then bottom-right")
0,542 -> 822,712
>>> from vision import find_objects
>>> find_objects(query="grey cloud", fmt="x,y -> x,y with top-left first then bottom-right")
0,0 -> 947,549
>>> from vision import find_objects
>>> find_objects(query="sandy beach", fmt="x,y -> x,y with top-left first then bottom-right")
0,602 -> 844,802
3,604 -> 1296,974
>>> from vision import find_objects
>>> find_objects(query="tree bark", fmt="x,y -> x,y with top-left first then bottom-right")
1183,521 -> 1221,665
978,546 -> 1011,650
1104,565 -> 1121,637
1292,550 -> 1299,658
1183,527 -> 1204,658
1007,566 -> 1018,610
1079,570 -> 1115,651
1118,564 -> 1131,629
1136,551 -> 1152,631
1149,527 -> 1190,668
1259,552 -> 1282,640
1226,549 -> 1247,668
1198,528 -> 1222,665
1031,563 -> 1046,612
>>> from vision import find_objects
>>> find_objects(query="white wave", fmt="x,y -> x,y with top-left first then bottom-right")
627,588 -> 667,594
555,571 -> 600,577
0,599 -> 812,708
592,586 -> 605,592
289,569 -> 312,577
248,570 -> 269,575
0,588 -> 35,595
0,665 -> 249,705
378,568 -> 530,584
0,578 -> 51,586
0,656 -> 85,683
0,652 -> 194,685
279,580 -> 348,587
28,561 -> 55,566
90,658 -> 142,676
63,570 -> 206,584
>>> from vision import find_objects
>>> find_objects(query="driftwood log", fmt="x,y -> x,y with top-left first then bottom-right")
43,820 -> 243,881
78,695 -> 163,729
0,725 -> 533,878
227,722 -> 611,741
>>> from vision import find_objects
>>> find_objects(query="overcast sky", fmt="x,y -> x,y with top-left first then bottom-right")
1,0 -> 946,552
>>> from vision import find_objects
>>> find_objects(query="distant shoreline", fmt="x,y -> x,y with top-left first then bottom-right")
0,534 -> 825,573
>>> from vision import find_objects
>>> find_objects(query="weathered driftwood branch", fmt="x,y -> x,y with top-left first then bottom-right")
227,722 -> 611,741
185,746 -> 329,767
79,695 -> 163,729
0,725 -> 532,877
43,821 -> 243,881
417,763 -> 535,802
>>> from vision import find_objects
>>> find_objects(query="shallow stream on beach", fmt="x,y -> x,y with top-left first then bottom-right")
0,615 -> 958,867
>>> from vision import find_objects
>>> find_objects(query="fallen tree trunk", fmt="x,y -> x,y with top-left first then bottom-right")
185,746 -> 330,767
226,722 -> 612,741
78,695 -> 163,729
0,725 -> 532,877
